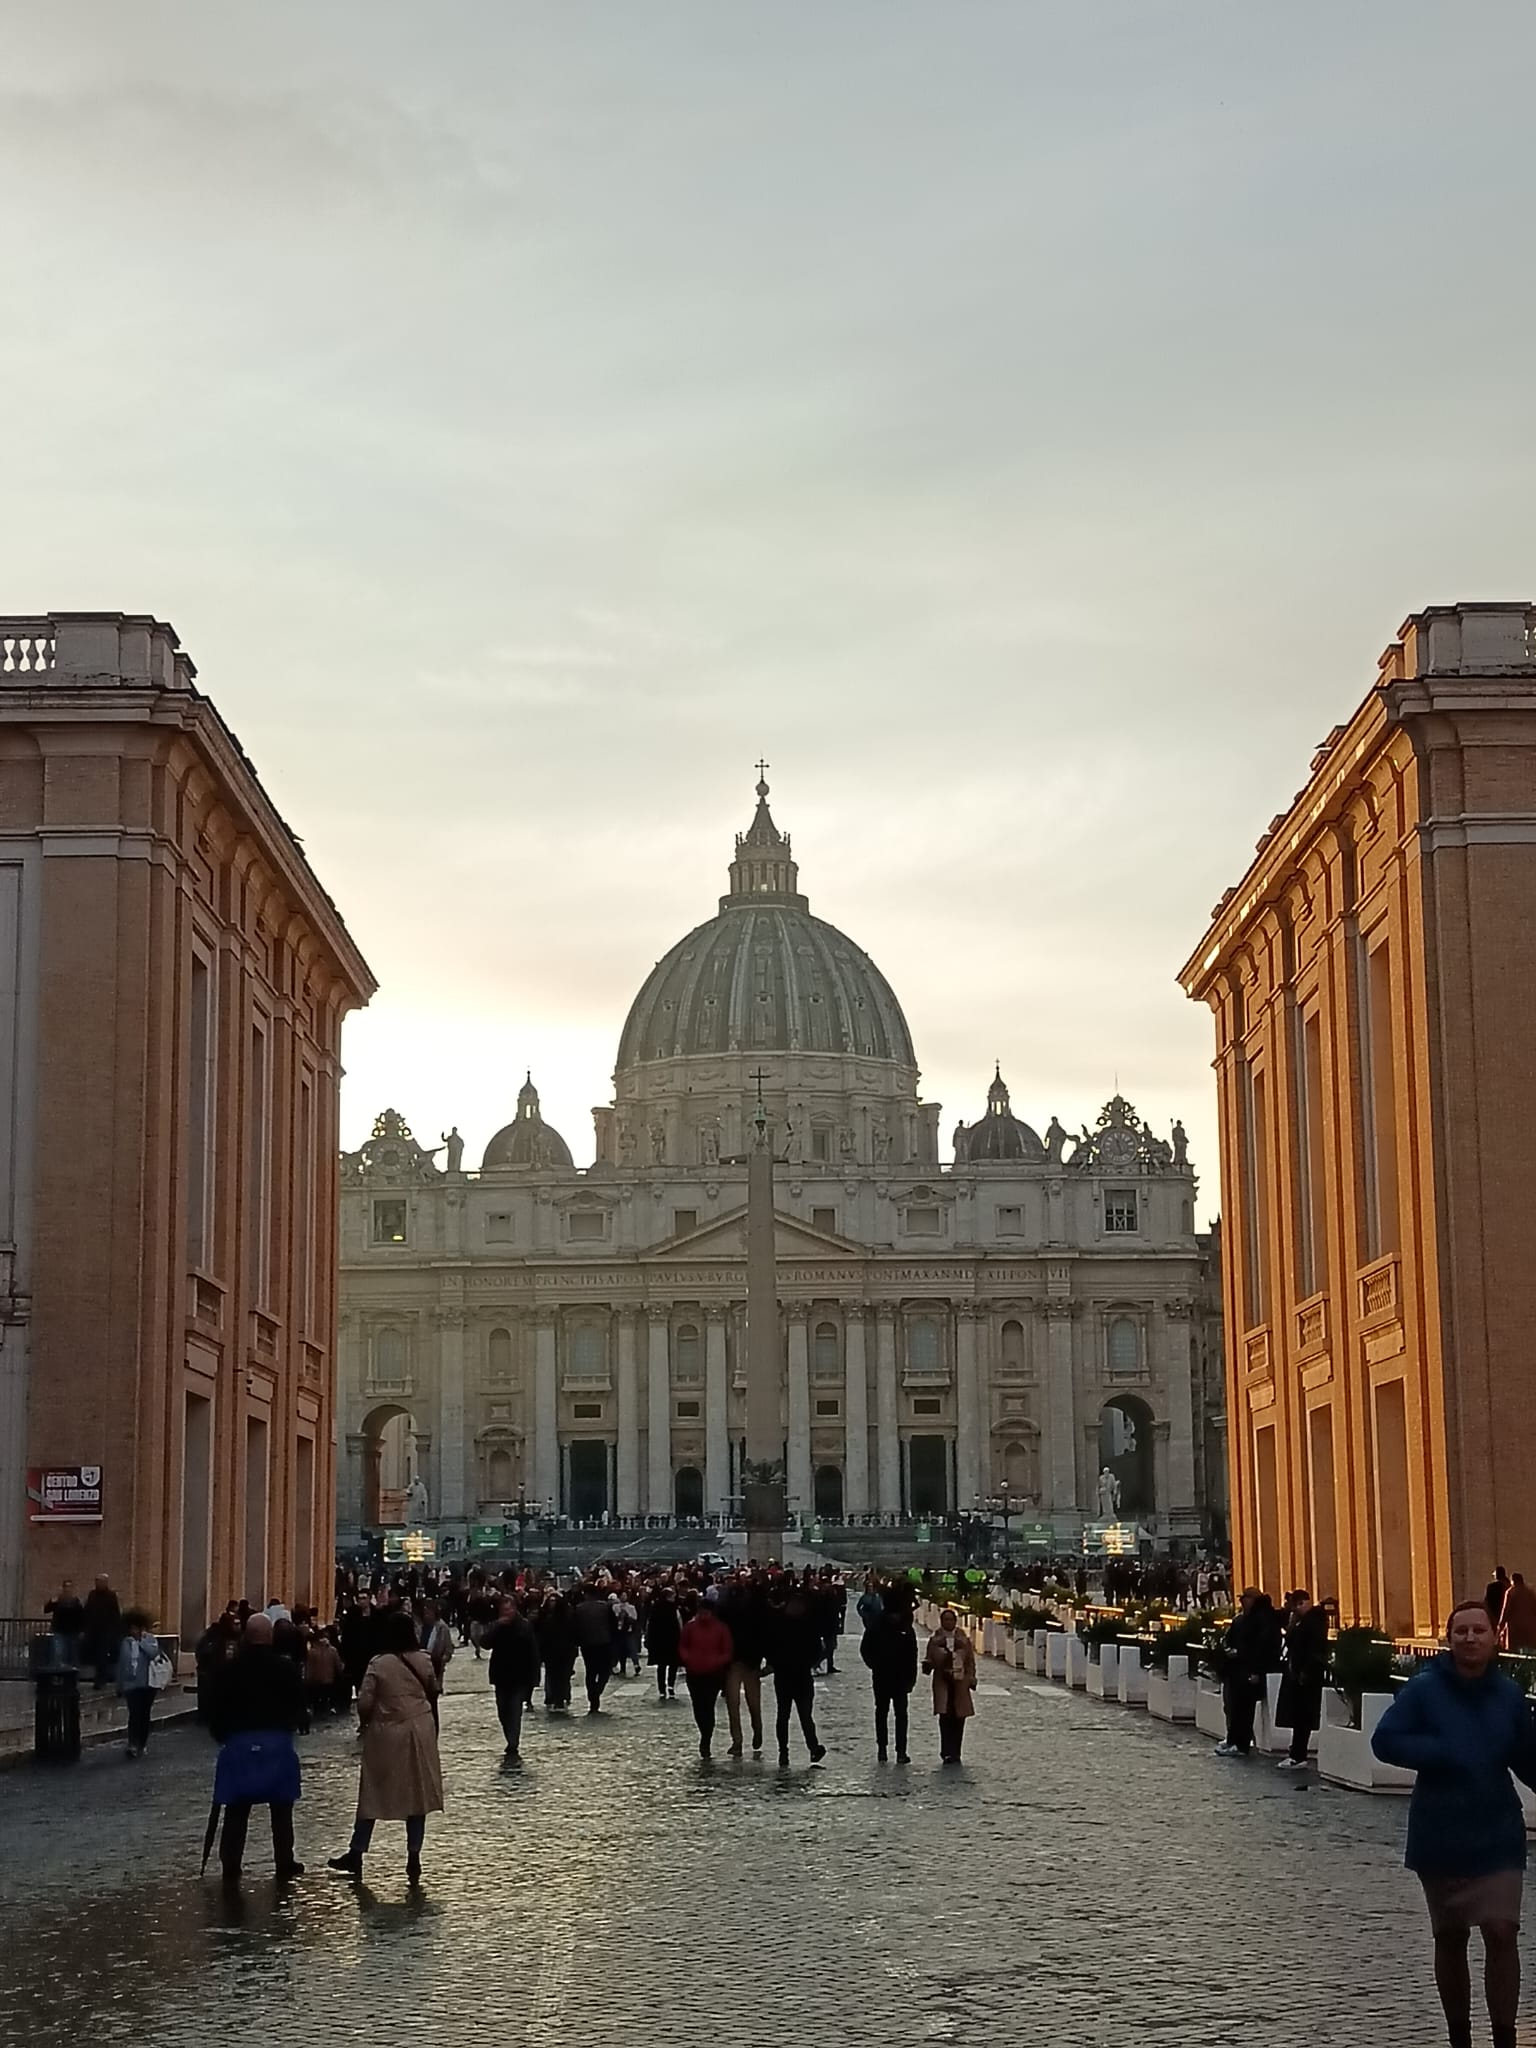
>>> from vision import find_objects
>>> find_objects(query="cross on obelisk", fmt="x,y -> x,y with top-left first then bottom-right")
743,1065 -> 785,1562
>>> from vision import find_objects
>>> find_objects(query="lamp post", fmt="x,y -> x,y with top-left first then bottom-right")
977,1483 -> 1014,1563
504,1491 -> 539,1570
540,1510 -> 559,1574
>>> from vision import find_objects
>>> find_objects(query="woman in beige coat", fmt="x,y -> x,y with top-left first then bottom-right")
327,1608 -> 444,1882
923,1607 -> 978,1765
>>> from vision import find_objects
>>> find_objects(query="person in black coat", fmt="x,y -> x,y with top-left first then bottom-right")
1275,1590 -> 1331,1769
1214,1588 -> 1283,1758
572,1585 -> 618,1713
80,1576 -> 122,1690
861,1590 -> 919,1763
207,1616 -> 307,1884
645,1587 -> 682,1700
534,1591 -> 579,1712
767,1586 -> 825,1766
486,1597 -> 541,1762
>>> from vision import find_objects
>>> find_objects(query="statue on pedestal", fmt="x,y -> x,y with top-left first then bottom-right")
442,1127 -> 464,1173
1096,1466 -> 1121,1521
406,1473 -> 430,1525
1171,1118 -> 1189,1167
1044,1116 -> 1068,1164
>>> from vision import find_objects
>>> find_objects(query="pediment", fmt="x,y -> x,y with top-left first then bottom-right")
654,1205 -> 863,1261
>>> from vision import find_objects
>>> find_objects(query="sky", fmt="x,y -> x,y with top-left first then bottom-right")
4,3 -> 1534,1221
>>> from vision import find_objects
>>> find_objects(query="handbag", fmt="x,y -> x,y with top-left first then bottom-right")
147,1652 -> 174,1692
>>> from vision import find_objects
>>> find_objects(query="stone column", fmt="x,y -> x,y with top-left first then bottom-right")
875,1306 -> 901,1515
436,1306 -> 467,1522
841,1303 -> 870,1516
705,1306 -> 730,1520
955,1303 -> 981,1513
533,1309 -> 559,1512
340,1432 -> 368,1547
786,1302 -> 812,1525
615,1309 -> 640,1517
1152,1420 -> 1171,1525
1042,1300 -> 1077,1513
1163,1297 -> 1197,1516
646,1305 -> 672,1515
0,1321 -> 29,1613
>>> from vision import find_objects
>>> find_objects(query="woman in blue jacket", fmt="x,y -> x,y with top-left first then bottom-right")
1372,1598 -> 1536,2048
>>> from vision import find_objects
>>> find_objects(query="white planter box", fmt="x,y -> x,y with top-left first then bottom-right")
1195,1674 -> 1226,1740
982,1620 -> 1002,1660
1258,1670 -> 1319,1756
1147,1657 -> 1197,1722
1066,1634 -> 1089,1690
1117,1649 -> 1148,1706
1045,1632 -> 1069,1681
1003,1630 -> 1019,1668
1085,1644 -> 1119,1699
1318,1692 -> 1414,1793
1025,1631 -> 1047,1676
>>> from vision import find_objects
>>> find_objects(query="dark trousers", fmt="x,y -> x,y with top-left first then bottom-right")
822,1631 -> 840,1672
349,1813 -> 425,1861
1223,1676 -> 1260,1753
773,1670 -> 818,1756
496,1685 -> 525,1755
686,1671 -> 725,1748
124,1689 -> 153,1750
655,1659 -> 679,1695
581,1646 -> 614,1709
544,1658 -> 574,1709
938,1711 -> 966,1761
1286,1683 -> 1322,1762
222,1801 -> 296,1877
873,1684 -> 909,1757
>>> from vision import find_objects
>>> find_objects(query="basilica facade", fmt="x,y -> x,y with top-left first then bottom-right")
337,780 -> 1224,1551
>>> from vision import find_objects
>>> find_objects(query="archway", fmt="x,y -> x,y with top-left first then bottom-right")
1098,1395 -> 1154,1515
674,1466 -> 704,1520
813,1464 -> 844,1521
360,1402 -> 416,1527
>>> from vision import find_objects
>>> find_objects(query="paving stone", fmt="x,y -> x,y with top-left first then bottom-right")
0,1658 -> 1523,2044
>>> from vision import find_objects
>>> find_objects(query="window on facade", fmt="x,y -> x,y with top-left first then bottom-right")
186,949 -> 215,1270
573,1401 -> 603,1420
913,1396 -> 942,1416
815,1397 -> 841,1417
674,1323 -> 702,1383
996,1205 -> 1022,1236
1107,1315 -> 1139,1377
813,1322 -> 840,1378
905,1206 -> 942,1236
673,1209 -> 697,1236
676,1399 -> 701,1419
485,1211 -> 514,1243
566,1209 -> 607,1242
1000,1319 -> 1026,1374
1295,1006 -> 1328,1296
907,1318 -> 941,1374
1104,1190 -> 1138,1234
372,1199 -> 408,1245
488,1327 -> 514,1384
812,1207 -> 837,1235
1245,1063 -> 1272,1323
247,1018 -> 270,1301
296,1073 -> 315,1332
1360,935 -> 1400,1260
569,1326 -> 606,1379
372,1328 -> 406,1385
811,1126 -> 832,1162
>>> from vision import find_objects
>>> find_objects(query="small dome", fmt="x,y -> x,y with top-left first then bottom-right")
953,1066 -> 1045,1163
482,1075 -> 574,1171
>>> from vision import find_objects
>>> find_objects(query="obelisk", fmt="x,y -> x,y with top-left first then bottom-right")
743,1075 -> 785,1562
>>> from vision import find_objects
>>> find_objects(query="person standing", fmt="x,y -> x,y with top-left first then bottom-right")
767,1583 -> 825,1767
303,1627 -> 345,1723
208,1614 -> 306,1885
1213,1588 -> 1281,1759
572,1581 -> 618,1714
1373,1600 -> 1536,2048
922,1606 -> 977,1764
1275,1589 -> 1330,1771
82,1575 -> 122,1691
328,1608 -> 444,1883
486,1595 -> 541,1764
722,1577 -> 766,1757
535,1590 -> 578,1712
116,1611 -> 163,1758
645,1586 -> 682,1701
862,1589 -> 919,1764
44,1579 -> 85,1653
1497,1574 -> 1536,1653
418,1598 -> 455,1685
678,1597 -> 735,1760
1486,1566 -> 1511,1625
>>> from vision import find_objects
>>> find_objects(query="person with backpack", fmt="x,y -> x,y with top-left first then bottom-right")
861,1587 -> 919,1764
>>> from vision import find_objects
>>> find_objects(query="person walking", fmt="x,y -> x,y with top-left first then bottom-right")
44,1578 -> 85,1655
1498,1573 -> 1536,1653
767,1583 -> 825,1767
535,1589 -> 578,1712
208,1614 -> 306,1886
1486,1566 -> 1511,1625
82,1575 -> 122,1691
418,1598 -> 455,1685
1373,1599 -> 1536,2048
486,1595 -> 541,1764
678,1596 -> 735,1759
327,1607 -> 444,1883
572,1581 -> 618,1714
862,1588 -> 919,1763
922,1606 -> 977,1764
721,1577 -> 766,1757
116,1611 -> 162,1758
645,1585 -> 682,1701
1275,1589 -> 1330,1771
303,1627 -> 345,1723
1213,1588 -> 1282,1759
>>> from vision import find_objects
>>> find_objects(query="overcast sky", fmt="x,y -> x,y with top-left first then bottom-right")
4,3 -> 1533,1218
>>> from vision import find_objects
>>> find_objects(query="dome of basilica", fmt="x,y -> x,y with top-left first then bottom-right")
615,777 -> 915,1072
952,1067 -> 1046,1163
481,1075 -> 574,1171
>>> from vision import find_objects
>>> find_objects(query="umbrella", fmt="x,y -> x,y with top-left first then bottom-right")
200,1800 -> 222,1873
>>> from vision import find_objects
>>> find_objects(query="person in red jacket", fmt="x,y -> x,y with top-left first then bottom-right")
678,1596 -> 736,1760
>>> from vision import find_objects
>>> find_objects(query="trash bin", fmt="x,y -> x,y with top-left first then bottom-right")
30,1632 -> 81,1763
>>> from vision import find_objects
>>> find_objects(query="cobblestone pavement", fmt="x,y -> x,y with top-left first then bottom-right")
0,1654 -> 1530,2047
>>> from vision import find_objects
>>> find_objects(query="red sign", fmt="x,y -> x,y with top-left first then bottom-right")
27,1465 -> 104,1523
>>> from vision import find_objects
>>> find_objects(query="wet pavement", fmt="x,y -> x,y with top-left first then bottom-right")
0,1651 -> 1527,2046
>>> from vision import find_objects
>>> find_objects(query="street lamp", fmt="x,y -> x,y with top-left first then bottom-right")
503,1491 -> 539,1570
540,1508 -> 559,1574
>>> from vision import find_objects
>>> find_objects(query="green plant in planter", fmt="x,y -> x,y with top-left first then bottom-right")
1083,1613 -> 1126,1649
963,1587 -> 993,1619
1147,1618 -> 1206,1673
1010,1603 -> 1056,1633
1500,1651 -> 1536,1697
1329,1626 -> 1394,1728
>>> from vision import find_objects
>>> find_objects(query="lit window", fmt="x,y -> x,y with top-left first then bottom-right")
372,1199 -> 407,1245
1104,1190 -> 1138,1234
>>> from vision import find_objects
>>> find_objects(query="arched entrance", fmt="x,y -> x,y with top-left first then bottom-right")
813,1464 -> 844,1521
1098,1395 -> 1154,1515
674,1466 -> 704,1520
360,1403 -> 416,1527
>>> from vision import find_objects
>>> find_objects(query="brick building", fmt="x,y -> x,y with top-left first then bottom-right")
0,614 -> 373,1638
1180,602 -> 1536,1635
